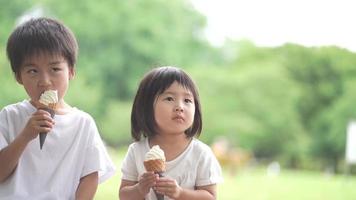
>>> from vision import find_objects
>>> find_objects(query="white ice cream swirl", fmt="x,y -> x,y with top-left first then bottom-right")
145,145 -> 165,161
39,90 -> 58,106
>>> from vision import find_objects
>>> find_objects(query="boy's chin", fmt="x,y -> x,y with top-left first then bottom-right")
29,100 -> 42,108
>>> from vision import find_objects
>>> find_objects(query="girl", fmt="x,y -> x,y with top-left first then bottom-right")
119,66 -> 223,200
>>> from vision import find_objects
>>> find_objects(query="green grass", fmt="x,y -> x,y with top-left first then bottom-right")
95,148 -> 356,200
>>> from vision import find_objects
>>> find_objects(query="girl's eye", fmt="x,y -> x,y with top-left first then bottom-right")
165,97 -> 174,101
185,98 -> 193,103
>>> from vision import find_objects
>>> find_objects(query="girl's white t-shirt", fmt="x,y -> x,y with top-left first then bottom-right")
0,100 -> 116,200
121,137 -> 223,200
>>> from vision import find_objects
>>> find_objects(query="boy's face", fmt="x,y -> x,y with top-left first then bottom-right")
16,52 -> 75,107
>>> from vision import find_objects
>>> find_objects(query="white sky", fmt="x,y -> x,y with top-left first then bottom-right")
191,0 -> 356,52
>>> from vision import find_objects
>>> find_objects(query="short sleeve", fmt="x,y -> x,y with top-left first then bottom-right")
0,109 -> 9,150
121,144 -> 139,182
81,120 -> 116,183
196,147 -> 223,186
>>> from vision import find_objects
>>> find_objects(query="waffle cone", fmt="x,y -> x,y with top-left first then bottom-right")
38,102 -> 57,111
144,159 -> 165,172
38,104 -> 56,150
48,103 -> 57,110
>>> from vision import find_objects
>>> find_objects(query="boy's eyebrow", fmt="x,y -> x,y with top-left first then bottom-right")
22,63 -> 36,68
22,59 -> 64,67
48,60 -> 63,65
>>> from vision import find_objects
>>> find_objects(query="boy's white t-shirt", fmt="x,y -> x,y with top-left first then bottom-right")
0,100 -> 116,200
121,137 -> 223,200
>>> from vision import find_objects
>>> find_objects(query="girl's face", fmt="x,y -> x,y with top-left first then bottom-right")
154,81 -> 195,136
16,52 -> 75,108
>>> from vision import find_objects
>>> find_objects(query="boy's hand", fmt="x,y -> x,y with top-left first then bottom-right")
137,171 -> 159,196
20,110 -> 55,142
154,177 -> 182,199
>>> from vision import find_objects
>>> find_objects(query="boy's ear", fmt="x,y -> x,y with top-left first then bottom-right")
15,73 -> 23,85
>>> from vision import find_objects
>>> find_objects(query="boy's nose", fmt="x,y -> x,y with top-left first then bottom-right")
38,74 -> 51,87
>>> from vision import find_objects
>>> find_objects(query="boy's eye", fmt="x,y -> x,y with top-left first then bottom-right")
27,69 -> 37,74
51,67 -> 62,72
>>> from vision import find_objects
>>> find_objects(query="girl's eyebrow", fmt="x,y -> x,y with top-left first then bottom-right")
163,90 -> 193,97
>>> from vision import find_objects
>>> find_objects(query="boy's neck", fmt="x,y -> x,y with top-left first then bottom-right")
30,99 -> 74,115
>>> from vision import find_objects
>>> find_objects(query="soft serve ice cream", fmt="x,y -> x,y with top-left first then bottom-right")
145,145 -> 166,162
38,90 -> 58,149
144,145 -> 166,200
39,90 -> 58,109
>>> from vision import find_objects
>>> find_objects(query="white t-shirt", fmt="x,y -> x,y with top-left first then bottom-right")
121,137 -> 223,200
0,100 -> 116,200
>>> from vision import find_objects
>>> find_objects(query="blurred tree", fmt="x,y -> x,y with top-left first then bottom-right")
0,0 -> 34,46
192,42 -> 304,162
282,44 -> 356,172
36,0 -> 211,100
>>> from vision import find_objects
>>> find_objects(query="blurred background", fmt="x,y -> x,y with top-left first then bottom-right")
1,0 -> 356,199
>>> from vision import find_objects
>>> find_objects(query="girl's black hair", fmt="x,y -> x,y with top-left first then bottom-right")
131,66 -> 202,141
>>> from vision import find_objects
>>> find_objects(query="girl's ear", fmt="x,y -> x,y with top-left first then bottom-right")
15,73 -> 23,85
69,67 -> 76,80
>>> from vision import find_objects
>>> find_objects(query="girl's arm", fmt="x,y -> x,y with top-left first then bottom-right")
180,184 -> 217,200
155,178 -> 217,200
119,172 -> 158,200
75,172 -> 98,200
119,180 -> 145,200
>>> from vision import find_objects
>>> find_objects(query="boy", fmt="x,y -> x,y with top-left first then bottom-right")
0,17 -> 115,199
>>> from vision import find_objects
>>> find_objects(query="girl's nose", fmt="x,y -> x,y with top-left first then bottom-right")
175,105 -> 183,112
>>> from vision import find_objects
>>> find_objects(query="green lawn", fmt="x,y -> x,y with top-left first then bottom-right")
95,148 -> 356,200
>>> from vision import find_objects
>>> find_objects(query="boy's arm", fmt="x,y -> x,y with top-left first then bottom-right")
75,171 -> 98,200
0,134 -> 30,182
0,109 -> 54,182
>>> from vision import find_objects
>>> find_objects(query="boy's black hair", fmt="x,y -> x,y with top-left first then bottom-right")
131,66 -> 202,141
6,17 -> 78,75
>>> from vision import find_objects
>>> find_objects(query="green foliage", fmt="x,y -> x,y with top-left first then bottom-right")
36,0 -> 210,100
0,0 -> 34,46
98,101 -> 132,147
65,74 -> 105,118
280,44 -> 356,171
1,1 -> 356,172
189,56 -> 303,160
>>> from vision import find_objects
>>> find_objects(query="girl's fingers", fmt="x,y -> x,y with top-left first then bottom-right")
154,178 -> 180,197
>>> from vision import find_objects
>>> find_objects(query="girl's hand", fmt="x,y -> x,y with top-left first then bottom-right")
154,177 -> 182,199
137,171 -> 159,196
20,110 -> 55,142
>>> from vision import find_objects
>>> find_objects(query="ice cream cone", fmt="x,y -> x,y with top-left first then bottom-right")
143,159 -> 166,173
144,145 -> 166,200
38,90 -> 58,150
154,172 -> 164,200
39,106 -> 56,149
